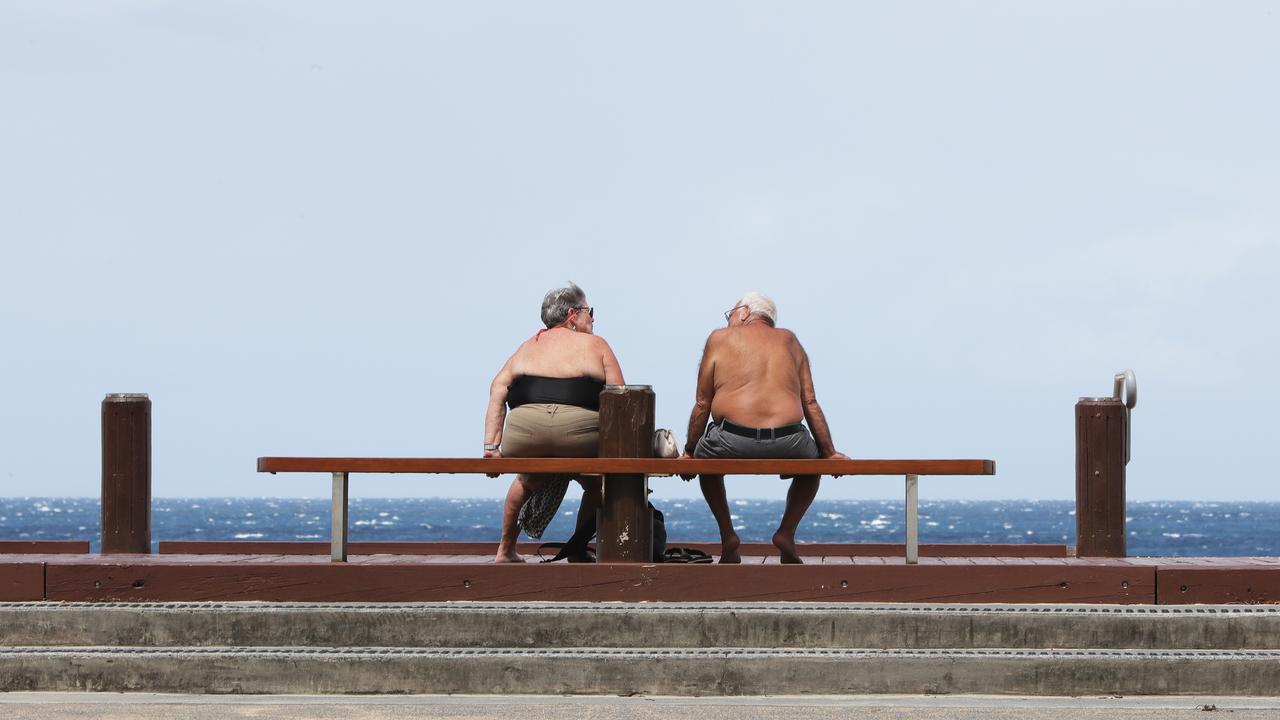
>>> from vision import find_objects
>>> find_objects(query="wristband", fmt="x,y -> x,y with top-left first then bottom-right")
483,443 -> 499,452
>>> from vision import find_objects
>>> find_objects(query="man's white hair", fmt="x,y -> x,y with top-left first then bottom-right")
738,291 -> 777,326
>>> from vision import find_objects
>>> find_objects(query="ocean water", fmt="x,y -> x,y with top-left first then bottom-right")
2,498 -> 1278,556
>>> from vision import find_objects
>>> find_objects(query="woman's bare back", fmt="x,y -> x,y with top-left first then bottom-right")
509,328 -> 613,382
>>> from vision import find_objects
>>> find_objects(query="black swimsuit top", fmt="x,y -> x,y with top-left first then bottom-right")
507,375 -> 604,411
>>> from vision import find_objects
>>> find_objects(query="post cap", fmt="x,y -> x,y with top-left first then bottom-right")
602,384 -> 653,394
104,393 -> 150,402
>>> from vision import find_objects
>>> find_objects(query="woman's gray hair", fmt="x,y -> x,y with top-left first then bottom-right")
541,282 -> 587,328
738,291 -> 777,326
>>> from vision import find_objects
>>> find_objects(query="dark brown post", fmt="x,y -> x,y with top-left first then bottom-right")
102,393 -> 151,554
1075,398 -> 1126,557
597,385 -> 655,563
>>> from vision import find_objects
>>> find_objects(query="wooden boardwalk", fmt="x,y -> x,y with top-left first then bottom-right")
4,542 -> 1279,605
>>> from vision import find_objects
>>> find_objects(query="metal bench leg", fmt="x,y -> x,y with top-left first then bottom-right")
332,471 -> 348,562
905,474 -> 919,564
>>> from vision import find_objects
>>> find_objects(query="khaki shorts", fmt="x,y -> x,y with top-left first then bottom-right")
501,404 -> 599,457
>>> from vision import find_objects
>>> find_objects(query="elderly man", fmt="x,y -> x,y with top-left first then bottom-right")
681,292 -> 847,563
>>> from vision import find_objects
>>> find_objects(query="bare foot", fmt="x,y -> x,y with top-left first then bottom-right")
772,531 -> 804,564
718,534 -> 742,564
494,548 -> 525,563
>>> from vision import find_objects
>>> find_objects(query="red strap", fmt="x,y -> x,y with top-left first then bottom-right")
534,319 -> 571,341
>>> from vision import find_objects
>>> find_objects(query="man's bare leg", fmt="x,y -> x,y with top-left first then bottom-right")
495,474 -> 545,563
773,475 -> 820,564
699,474 -> 741,563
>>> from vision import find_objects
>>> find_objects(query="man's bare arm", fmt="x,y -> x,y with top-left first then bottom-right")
797,344 -> 844,458
683,335 -> 718,456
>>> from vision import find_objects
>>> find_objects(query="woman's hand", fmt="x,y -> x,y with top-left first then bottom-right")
483,448 -> 502,477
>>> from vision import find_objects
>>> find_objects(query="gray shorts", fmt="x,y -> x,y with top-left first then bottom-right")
693,420 -> 819,476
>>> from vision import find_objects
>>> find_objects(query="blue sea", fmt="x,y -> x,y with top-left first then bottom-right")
1,498 -> 1277,556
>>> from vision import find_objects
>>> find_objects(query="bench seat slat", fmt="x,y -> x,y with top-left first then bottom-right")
257,457 -> 994,476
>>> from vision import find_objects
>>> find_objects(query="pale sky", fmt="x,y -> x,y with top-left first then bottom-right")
2,1 -> 1277,501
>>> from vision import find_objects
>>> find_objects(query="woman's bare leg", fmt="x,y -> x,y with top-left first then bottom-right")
495,474 -> 545,563
574,476 -> 602,535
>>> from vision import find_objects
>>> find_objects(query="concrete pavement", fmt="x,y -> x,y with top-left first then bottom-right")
4,693 -> 1280,719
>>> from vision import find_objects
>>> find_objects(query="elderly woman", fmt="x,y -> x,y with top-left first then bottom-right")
484,283 -> 625,563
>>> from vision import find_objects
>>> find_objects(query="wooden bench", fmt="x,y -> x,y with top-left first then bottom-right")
256,457 -> 996,564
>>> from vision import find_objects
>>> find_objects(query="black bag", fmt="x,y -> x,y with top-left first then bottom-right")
661,546 -> 713,563
541,502 -> 666,563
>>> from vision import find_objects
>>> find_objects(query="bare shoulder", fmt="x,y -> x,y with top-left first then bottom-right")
774,327 -> 801,346
505,337 -> 536,371
512,336 -> 538,357
777,327 -> 808,358
699,328 -> 730,357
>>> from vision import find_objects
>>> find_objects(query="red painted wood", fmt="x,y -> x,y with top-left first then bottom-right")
257,457 -> 995,476
1157,566 -> 1280,604
1076,398 -> 1126,557
101,394 -> 151,554
597,386 -> 655,563
158,540 -> 1069,558
43,559 -> 1151,603
0,563 -> 45,601
0,541 -> 90,554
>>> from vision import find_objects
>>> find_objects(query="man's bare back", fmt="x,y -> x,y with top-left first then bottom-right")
705,324 -> 806,428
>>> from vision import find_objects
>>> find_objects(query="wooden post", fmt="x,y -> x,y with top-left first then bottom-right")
101,393 -> 151,554
1075,397 -> 1126,557
596,385 -> 655,563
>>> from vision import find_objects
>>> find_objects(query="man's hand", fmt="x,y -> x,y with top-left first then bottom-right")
678,452 -> 697,481
827,450 -> 849,477
483,448 -> 502,478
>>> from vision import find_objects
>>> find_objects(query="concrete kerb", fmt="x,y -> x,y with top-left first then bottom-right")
5,647 -> 1280,695
2,601 -> 1280,650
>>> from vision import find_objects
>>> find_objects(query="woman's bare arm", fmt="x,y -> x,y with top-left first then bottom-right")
598,337 -> 625,385
484,354 -> 517,456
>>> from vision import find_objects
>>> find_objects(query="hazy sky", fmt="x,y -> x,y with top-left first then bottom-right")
2,2 -> 1277,501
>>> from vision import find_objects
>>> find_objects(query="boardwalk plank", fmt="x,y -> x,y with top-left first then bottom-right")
41,559 -> 1152,604
0,562 -> 44,601
1157,565 -> 1280,604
